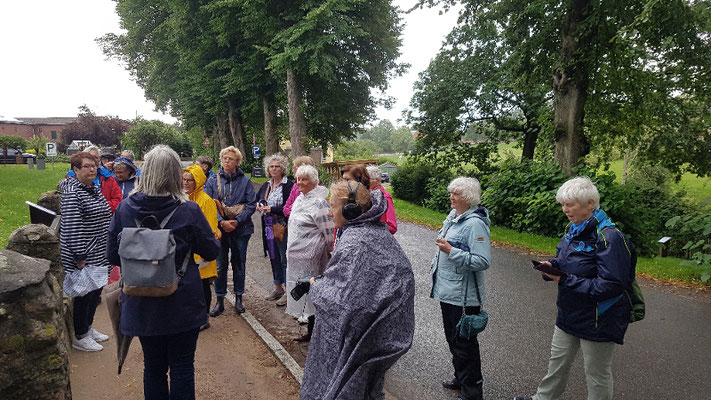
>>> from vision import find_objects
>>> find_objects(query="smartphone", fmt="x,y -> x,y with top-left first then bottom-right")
531,259 -> 567,277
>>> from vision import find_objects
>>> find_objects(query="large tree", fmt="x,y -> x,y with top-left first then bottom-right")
412,0 -> 711,176
60,105 -> 130,149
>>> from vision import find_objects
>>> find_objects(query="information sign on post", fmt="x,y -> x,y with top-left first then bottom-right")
252,145 -> 261,159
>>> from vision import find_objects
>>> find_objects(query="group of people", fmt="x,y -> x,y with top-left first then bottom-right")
58,141 -> 637,400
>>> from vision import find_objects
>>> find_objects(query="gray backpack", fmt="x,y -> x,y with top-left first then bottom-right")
119,208 -> 190,297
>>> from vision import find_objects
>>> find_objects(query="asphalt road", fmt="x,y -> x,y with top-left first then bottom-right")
244,210 -> 711,399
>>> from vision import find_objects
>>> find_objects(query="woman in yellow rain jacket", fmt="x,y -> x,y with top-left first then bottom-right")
183,164 -> 221,330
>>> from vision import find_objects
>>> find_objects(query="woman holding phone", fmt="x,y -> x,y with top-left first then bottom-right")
431,176 -> 491,400
515,176 -> 636,400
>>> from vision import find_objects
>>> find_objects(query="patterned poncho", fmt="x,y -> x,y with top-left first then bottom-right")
300,189 -> 415,400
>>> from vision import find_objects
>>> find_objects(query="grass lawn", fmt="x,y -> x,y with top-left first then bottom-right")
0,163 -> 70,247
393,196 -> 710,286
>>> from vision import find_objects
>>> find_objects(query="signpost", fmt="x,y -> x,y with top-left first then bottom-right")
252,145 -> 261,159
45,142 -> 57,170
251,145 -> 263,177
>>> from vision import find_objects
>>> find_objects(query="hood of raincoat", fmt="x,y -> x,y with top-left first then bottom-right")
113,156 -> 137,178
342,188 -> 387,230
184,164 -> 207,201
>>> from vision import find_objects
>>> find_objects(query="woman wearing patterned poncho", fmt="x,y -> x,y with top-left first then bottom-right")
285,165 -> 334,340
299,179 -> 415,400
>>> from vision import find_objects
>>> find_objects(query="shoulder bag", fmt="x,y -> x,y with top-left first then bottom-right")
263,181 -> 286,242
216,174 -> 245,219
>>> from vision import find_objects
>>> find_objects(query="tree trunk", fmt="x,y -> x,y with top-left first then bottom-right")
521,126 -> 540,161
286,69 -> 307,157
622,148 -> 637,184
227,99 -> 247,159
263,94 -> 280,155
552,0 -> 595,176
215,114 -> 229,152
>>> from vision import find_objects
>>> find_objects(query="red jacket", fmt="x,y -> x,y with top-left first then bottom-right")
100,175 -> 122,213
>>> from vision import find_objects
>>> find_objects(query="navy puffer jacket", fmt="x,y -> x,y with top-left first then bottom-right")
550,209 -> 636,345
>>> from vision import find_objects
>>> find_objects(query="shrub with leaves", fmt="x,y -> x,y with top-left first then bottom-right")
666,209 -> 711,282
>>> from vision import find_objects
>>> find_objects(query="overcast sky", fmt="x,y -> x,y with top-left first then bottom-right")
0,0 -> 458,128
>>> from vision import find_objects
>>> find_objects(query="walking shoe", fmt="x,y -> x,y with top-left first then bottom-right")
297,314 -> 309,325
89,327 -> 109,342
293,333 -> 311,342
72,336 -> 103,352
209,297 -> 225,317
234,294 -> 246,314
200,322 -> 211,331
275,294 -> 288,307
513,397 -> 533,400
264,290 -> 285,301
442,378 -> 461,390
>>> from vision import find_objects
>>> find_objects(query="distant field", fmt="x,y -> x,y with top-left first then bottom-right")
0,163 -> 69,247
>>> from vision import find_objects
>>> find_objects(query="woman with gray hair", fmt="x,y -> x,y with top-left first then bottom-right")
286,164 -> 334,341
366,165 -> 397,234
431,176 -> 491,400
515,177 -> 636,400
255,153 -> 294,305
106,145 -> 220,399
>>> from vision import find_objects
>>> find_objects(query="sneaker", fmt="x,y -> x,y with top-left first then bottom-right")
89,327 -> 109,342
264,290 -> 285,301
72,336 -> 103,352
275,294 -> 287,307
297,314 -> 309,324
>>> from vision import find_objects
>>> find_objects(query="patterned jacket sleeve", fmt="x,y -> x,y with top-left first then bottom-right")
60,190 -> 86,268
315,200 -> 335,252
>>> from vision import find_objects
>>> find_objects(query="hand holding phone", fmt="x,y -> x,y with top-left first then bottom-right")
531,259 -> 566,277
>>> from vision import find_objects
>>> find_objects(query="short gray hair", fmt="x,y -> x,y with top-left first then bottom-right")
448,177 -> 481,207
263,153 -> 289,178
120,149 -> 135,160
131,145 -> 187,202
366,165 -> 381,180
84,145 -> 100,155
295,165 -> 319,185
555,176 -> 600,210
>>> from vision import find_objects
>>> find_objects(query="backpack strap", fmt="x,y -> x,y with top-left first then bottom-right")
132,206 -> 179,228
217,173 -> 223,200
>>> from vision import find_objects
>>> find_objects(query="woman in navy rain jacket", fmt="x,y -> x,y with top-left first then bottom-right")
106,145 -> 220,400
515,176 -> 636,400
203,146 -> 257,316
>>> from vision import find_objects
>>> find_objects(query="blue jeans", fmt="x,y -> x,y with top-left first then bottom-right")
215,233 -> 249,297
139,328 -> 200,400
270,237 -> 288,285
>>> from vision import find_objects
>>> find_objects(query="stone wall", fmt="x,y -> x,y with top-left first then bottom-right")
0,249 -> 71,399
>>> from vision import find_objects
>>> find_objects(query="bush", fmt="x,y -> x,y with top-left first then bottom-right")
481,159 -> 568,236
666,208 -> 711,282
391,160 -> 436,204
423,174 -> 455,213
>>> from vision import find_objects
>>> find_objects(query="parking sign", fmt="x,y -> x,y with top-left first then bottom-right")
45,142 -> 58,157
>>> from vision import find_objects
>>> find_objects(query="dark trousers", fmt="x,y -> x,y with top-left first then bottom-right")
215,233 -> 249,296
73,288 -> 103,338
440,301 -> 484,400
139,329 -> 200,400
201,279 -> 212,314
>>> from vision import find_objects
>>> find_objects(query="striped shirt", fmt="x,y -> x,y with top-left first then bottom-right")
59,176 -> 112,273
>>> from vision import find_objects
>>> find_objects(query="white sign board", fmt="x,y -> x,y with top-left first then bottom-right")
45,142 -> 58,157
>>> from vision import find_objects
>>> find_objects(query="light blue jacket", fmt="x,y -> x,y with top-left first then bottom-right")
430,206 -> 491,307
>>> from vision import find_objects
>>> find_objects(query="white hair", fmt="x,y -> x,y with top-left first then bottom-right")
131,145 -> 187,202
263,153 -> 289,178
84,146 -> 100,154
366,165 -> 382,180
555,176 -> 600,209
295,164 -> 319,185
448,177 -> 481,207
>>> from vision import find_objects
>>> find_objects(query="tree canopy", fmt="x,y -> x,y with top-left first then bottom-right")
100,0 -> 404,158
59,106 -> 130,150
409,0 -> 711,176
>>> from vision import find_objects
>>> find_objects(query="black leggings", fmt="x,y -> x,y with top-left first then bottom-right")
73,288 -> 103,338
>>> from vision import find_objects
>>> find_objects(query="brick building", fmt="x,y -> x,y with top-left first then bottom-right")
0,116 -> 76,142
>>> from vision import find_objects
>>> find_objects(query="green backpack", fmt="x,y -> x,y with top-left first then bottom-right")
598,225 -> 645,323
626,280 -> 645,323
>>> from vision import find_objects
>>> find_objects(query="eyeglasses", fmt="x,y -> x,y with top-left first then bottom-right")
222,156 -> 237,162
80,165 -> 97,170
182,178 -> 195,183
268,165 -> 281,169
